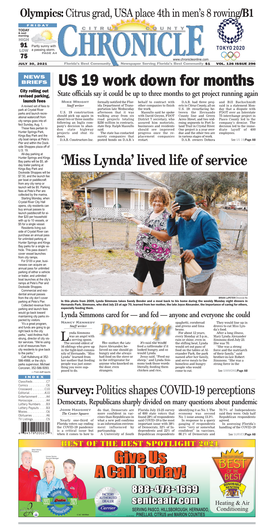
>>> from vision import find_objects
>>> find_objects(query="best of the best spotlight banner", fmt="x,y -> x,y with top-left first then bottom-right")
18,439 -> 255,518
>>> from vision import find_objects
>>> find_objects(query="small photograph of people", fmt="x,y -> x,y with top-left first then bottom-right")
61,171 -> 248,296
128,187 -> 172,296
62,459 -> 87,500
19,452 -> 88,503
19,451 -> 41,502
36,460 -> 64,501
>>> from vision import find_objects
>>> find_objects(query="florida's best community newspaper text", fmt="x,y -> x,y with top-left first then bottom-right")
12,0 -> 264,525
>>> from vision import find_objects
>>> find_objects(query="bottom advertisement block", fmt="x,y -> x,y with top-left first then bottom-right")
18,439 -> 255,518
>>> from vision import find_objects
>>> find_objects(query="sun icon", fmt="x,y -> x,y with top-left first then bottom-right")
41,30 -> 53,40
111,19 -> 156,32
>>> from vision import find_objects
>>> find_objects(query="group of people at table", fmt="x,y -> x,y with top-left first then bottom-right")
19,451 -> 87,501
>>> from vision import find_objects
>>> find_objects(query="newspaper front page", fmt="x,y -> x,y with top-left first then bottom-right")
14,0 -> 263,525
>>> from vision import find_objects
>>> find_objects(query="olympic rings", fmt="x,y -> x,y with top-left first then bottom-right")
217,18 -> 244,44
221,51 -> 240,61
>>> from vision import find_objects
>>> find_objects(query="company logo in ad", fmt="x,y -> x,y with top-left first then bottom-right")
217,18 -> 244,44
213,449 -> 253,498
47,489 -> 73,516
95,487 -> 121,513
20,502 -> 39,518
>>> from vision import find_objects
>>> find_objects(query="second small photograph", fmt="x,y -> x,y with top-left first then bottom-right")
61,171 -> 248,297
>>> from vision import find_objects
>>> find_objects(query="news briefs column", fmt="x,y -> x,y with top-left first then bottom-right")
18,72 -> 52,435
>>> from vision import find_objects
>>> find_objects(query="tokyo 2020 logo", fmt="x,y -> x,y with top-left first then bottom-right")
217,18 -> 244,44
